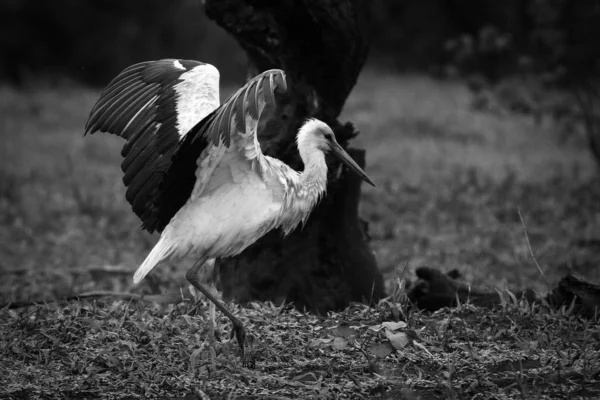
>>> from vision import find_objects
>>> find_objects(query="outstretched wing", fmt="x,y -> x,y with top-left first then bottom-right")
84,59 -> 220,232
150,69 -> 288,232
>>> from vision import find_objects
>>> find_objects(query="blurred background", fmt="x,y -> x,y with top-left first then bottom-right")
1,0 -> 599,306
1,0 -> 599,87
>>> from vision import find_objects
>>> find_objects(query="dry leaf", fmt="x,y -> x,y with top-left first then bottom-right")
189,348 -> 204,372
332,337 -> 348,350
413,341 -> 433,356
382,321 -> 407,331
332,322 -> 356,338
293,371 -> 323,382
404,329 -> 421,341
385,330 -> 410,349
369,321 -> 407,332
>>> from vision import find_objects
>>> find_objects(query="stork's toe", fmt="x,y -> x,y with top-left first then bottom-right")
242,332 -> 258,369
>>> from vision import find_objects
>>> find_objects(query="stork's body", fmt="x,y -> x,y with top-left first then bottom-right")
85,59 -> 374,357
134,126 -> 329,283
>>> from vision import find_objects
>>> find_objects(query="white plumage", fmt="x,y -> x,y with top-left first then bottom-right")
85,58 -> 375,356
174,63 -> 220,136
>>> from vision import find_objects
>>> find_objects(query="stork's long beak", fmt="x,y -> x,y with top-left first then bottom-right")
330,142 -> 376,187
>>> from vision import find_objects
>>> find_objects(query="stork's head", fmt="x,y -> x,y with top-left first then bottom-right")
297,119 -> 375,187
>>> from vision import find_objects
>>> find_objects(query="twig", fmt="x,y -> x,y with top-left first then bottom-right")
390,258 -> 411,304
399,257 -> 411,281
1,291 -> 146,309
517,208 -> 550,291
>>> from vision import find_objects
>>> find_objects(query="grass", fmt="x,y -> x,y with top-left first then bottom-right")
1,69 -> 599,398
344,71 -> 599,295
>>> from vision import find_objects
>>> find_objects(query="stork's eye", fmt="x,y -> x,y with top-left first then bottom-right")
323,131 -> 334,141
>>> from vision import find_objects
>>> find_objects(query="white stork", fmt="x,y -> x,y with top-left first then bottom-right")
84,59 -> 375,354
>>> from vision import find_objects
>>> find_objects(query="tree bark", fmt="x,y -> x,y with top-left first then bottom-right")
204,0 -> 385,312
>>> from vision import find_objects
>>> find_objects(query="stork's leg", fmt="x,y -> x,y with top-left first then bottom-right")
186,258 -> 246,355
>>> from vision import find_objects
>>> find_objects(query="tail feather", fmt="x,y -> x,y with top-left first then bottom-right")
133,237 -> 173,284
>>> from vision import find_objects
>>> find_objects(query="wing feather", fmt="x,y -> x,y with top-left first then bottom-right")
106,89 -> 158,133
122,125 -> 160,183
86,63 -> 288,234
121,96 -> 158,138
263,74 -> 276,106
121,119 -> 152,157
84,59 -> 220,233
87,82 -> 149,131
148,69 -> 288,232
97,73 -> 144,103
251,79 -> 261,119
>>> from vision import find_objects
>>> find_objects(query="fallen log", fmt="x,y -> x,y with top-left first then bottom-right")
408,266 -> 600,317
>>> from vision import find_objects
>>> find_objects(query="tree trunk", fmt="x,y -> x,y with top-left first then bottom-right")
204,0 -> 385,313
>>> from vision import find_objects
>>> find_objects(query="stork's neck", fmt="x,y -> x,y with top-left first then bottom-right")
297,147 -> 328,201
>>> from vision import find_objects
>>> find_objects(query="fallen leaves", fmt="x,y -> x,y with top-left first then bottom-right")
310,313 -> 432,362
369,321 -> 408,332
331,321 -> 356,338
2,297 -> 600,399
369,342 -> 394,358
332,336 -> 349,351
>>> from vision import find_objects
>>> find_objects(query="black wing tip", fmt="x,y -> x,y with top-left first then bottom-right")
84,116 -> 102,136
84,58 -> 215,140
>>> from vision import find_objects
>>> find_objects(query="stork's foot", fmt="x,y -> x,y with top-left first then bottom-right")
231,321 -> 246,354
242,333 -> 258,369
229,322 -> 258,368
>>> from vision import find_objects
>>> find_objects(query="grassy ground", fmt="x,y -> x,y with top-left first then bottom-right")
344,71 -> 600,295
1,70 -> 599,399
